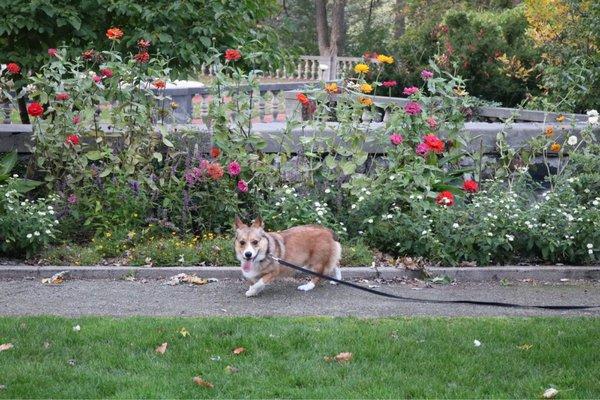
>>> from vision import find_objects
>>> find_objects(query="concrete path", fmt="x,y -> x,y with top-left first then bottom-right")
1,277 -> 599,317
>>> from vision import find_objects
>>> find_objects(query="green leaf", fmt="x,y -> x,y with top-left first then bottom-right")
199,36 -> 211,47
162,137 -> 174,148
85,151 -> 104,161
153,152 -> 163,163
158,33 -> 173,42
99,168 -> 112,178
12,179 -> 42,193
0,150 -> 17,176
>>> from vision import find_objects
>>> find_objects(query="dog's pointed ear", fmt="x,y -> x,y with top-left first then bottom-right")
251,216 -> 264,229
234,216 -> 247,230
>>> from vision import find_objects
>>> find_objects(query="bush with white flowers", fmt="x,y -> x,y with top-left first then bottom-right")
0,178 -> 59,257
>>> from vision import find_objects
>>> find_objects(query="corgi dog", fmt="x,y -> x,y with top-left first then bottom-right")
234,217 -> 342,297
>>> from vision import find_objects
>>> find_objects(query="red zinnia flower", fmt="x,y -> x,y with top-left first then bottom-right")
82,50 -> 95,61
106,27 -> 124,40
6,63 -> 20,75
207,163 -> 224,180
296,93 -> 310,106
48,48 -> 58,57
462,179 -> 479,193
423,134 -> 445,154
100,68 -> 113,78
55,92 -> 70,101
65,134 -> 80,146
224,49 -> 242,61
27,102 -> 44,117
210,147 -> 221,158
382,80 -> 397,88
435,191 -> 455,206
134,52 -> 150,63
153,79 -> 166,89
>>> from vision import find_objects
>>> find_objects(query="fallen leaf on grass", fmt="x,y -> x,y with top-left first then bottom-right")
543,388 -> 558,398
0,343 -> 14,352
43,341 -> 51,349
155,342 -> 168,354
72,325 -> 81,332
0,384 -> 5,390
193,376 -> 214,388
225,365 -> 239,374
67,359 -> 76,366
517,343 -> 533,350
473,340 -> 481,347
179,327 -> 190,337
325,352 -> 353,363
232,347 -> 246,355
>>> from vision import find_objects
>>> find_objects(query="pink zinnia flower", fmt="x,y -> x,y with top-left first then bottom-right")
92,74 -> 102,83
55,92 -> 70,101
389,133 -> 403,146
427,116 -> 438,129
100,68 -> 113,78
416,143 -> 429,156
237,180 -> 249,193
72,115 -> 80,125
67,194 -> 78,204
403,86 -> 419,96
421,69 -> 434,80
382,80 -> 397,88
227,161 -> 241,176
404,102 -> 422,116
48,48 -> 58,57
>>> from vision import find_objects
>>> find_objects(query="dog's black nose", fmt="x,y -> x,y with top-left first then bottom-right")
244,251 -> 253,259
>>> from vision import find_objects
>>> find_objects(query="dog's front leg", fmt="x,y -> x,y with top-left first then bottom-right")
245,273 -> 274,297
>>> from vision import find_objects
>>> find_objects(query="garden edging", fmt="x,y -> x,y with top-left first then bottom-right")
1,265 -> 599,282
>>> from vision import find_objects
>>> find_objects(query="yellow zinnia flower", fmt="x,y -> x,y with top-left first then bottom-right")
545,126 -> 554,137
360,83 -> 373,94
359,97 -> 373,106
556,114 -> 565,122
325,82 -> 339,94
550,143 -> 561,152
354,63 -> 370,74
376,54 -> 394,64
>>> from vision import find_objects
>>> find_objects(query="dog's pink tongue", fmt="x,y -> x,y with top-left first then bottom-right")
242,260 -> 253,271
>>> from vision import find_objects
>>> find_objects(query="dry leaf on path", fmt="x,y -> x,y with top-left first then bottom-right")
193,376 -> 214,388
41,271 -> 68,284
232,347 -> 246,355
543,388 -> 558,398
0,343 -> 14,352
155,342 -> 168,354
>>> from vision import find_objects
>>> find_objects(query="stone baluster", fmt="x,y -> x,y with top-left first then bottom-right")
297,61 -> 303,80
200,94 -> 210,125
311,60 -> 318,80
258,91 -> 266,122
271,90 -> 280,122
304,60 -> 311,80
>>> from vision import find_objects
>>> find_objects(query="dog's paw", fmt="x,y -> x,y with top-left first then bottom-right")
245,288 -> 258,297
297,282 -> 315,291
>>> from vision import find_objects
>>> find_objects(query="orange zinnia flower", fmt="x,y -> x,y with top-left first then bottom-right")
550,143 -> 561,152
207,163 -> 224,180
153,79 -> 166,89
545,126 -> 554,137
359,97 -> 373,106
106,27 -> 124,40
210,147 -> 221,158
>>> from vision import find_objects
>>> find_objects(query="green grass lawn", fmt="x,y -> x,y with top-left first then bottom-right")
0,317 -> 599,398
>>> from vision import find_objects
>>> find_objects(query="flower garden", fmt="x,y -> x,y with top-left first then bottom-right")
0,26 -> 599,268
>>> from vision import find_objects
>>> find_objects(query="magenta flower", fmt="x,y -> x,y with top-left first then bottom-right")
72,115 -> 80,125
237,180 -> 249,193
427,116 -> 438,129
48,48 -> 58,57
227,161 -> 241,176
382,80 -> 397,88
92,74 -> 102,83
100,68 -> 113,78
421,69 -> 434,80
402,86 -> 419,96
389,133 -> 403,146
404,101 -> 422,116
416,143 -> 429,156
67,194 -> 78,204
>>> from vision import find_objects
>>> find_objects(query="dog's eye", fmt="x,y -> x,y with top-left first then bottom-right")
251,240 -> 259,246
239,240 -> 246,246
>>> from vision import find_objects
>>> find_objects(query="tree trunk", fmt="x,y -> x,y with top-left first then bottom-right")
315,0 -> 330,56
394,0 -> 405,39
329,0 -> 346,57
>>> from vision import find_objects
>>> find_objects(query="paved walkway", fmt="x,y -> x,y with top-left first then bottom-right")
1,277 -> 599,317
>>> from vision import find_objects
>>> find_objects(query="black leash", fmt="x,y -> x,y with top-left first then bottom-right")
268,255 -> 600,311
